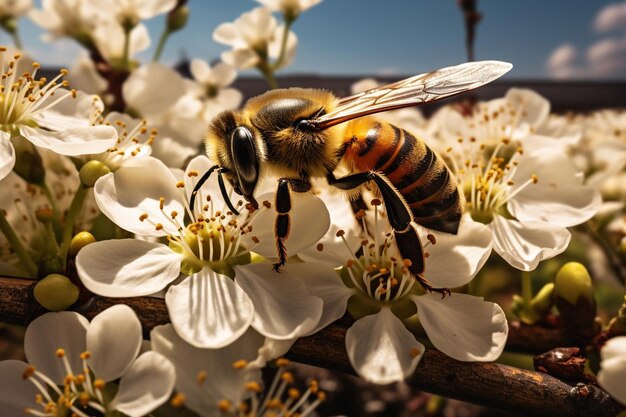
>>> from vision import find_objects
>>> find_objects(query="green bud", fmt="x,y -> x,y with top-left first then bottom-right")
167,5 -> 189,32
37,255 -> 64,278
511,293 -> 540,325
68,231 -> 96,257
530,283 -> 554,317
79,160 -> 111,187
554,262 -> 597,339
11,137 -> 45,185
554,262 -> 593,305
34,274 -> 79,311
0,17 -> 18,34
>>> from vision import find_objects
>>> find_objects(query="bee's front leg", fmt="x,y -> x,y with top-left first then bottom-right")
272,178 -> 311,272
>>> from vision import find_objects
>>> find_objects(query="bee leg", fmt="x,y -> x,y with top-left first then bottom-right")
327,171 -> 450,297
272,178 -> 312,272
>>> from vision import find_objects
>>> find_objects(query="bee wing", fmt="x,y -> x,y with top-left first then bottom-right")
311,60 -> 512,129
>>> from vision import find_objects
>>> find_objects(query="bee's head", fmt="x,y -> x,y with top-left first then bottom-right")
206,110 -> 262,207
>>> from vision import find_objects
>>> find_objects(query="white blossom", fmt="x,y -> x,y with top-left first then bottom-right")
29,0 -> 101,41
0,0 -> 32,19
598,336 -> 626,406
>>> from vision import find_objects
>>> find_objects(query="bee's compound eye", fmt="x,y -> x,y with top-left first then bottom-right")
230,126 -> 259,197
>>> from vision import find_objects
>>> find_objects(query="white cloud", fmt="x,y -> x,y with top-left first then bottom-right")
594,2 -> 626,32
546,1 -> 626,79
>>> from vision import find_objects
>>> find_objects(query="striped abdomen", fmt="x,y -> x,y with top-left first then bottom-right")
340,117 -> 461,234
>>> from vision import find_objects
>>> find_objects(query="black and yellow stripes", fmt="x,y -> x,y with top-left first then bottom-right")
342,120 -> 462,235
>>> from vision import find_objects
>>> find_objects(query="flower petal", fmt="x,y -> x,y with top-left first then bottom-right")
413,293 -> 508,362
86,305 -> 142,382
298,262 -> 355,333
151,324 -> 264,415
234,263 -> 323,339
345,308 -> 424,384
76,239 -> 182,297
20,125 -> 117,156
247,192 -> 330,258
601,336 -> 626,362
93,156 -> 183,236
123,63 -> 186,116
0,360 -> 40,417
490,215 -> 570,271
598,354 -> 626,406
166,269 -> 255,348
0,134 -> 15,180
423,217 -> 492,288
24,312 -> 89,385
111,351 -> 176,417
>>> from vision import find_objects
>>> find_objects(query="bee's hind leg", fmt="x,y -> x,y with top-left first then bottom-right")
327,171 -> 450,297
272,178 -> 311,272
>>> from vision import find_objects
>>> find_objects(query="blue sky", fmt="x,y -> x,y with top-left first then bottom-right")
6,0 -> 626,79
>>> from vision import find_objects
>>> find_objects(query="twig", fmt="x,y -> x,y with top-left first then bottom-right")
0,276 -> 621,417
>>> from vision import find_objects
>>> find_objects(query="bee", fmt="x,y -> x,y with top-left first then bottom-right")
193,61 -> 512,295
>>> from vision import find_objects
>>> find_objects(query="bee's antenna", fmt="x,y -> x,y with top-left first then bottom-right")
189,165 -> 220,210
217,170 -> 241,216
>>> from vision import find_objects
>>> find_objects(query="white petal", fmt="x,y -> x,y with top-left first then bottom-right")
166,269 -> 255,348
136,0 -> 176,19
123,63 -> 186,116
93,157 -> 183,236
0,134 -> 15,180
234,263 -> 323,339
247,192 -> 330,258
598,354 -> 626,406
190,58 -> 211,84
413,293 -> 508,362
211,62 -> 238,88
77,239 -> 182,297
268,26 -> 298,68
346,308 -> 424,384
24,312 -> 89,385
0,360 -> 40,417
423,217 -> 492,288
490,215 -> 570,271
151,324 -> 264,415
111,351 -> 176,417
20,125 -> 117,156
221,48 -> 259,69
505,88 -> 550,129
298,262 -> 355,333
213,22 -> 238,45
33,90 -> 104,130
508,184 -> 601,228
601,337 -> 626,362
87,305 -> 142,382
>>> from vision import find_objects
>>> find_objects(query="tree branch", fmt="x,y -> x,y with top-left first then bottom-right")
0,276 -> 622,417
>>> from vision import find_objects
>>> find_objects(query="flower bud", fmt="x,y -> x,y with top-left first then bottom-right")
554,262 -> 597,339
34,274 -> 79,311
35,208 -> 55,224
37,255 -> 64,278
167,5 -> 189,32
68,231 -> 96,257
79,160 -> 111,187
530,283 -> 554,317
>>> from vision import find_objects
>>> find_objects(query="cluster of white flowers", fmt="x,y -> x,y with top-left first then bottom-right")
0,0 -> 625,415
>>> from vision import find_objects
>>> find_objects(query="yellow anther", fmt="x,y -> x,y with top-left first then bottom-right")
196,370 -> 207,385
217,399 -> 231,411
276,358 -> 290,367
346,259 -> 354,268
266,398 -> 282,409
410,347 -> 422,358
56,348 -> 66,358
309,379 -> 319,393
187,170 -> 199,177
251,236 -> 260,244
159,197 -> 165,209
403,259 -> 412,267
244,381 -> 262,393
170,210 -> 178,219
60,68 -> 69,75
531,174 -> 538,184
336,229 -> 345,237
139,213 -> 149,222
356,209 -> 366,219
22,366 -> 35,379
80,351 -> 91,360
171,393 -> 186,408
379,268 -> 388,274
176,181 -> 185,188
360,239 -> 369,246
75,374 -> 86,384
232,359 -> 248,369
79,393 -> 90,406
426,234 -> 436,245
288,388 -> 301,398
94,379 -> 105,390
35,394 -> 43,404
281,371 -> 294,383
155,223 -> 164,231
317,391 -> 327,401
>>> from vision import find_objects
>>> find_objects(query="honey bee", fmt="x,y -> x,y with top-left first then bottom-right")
193,61 -> 512,295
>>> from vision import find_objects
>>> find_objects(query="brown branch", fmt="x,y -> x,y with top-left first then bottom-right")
0,276 -> 622,417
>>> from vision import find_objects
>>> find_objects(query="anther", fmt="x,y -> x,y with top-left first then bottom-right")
94,379 -> 105,390
426,234 -> 436,245
531,174 -> 538,184
316,243 -> 323,251
155,223 -> 164,231
187,170 -> 199,177
371,198 -> 382,206
22,366 -> 35,379
403,259 -> 412,267
56,348 -> 66,358
80,351 -> 91,360
244,381 -> 262,393
276,358 -> 290,367
176,181 -> 185,188
196,371 -> 207,385
171,393 -> 186,408
217,399 -> 231,411
336,229 -> 345,237
232,359 -> 248,369
410,347 -> 422,358
159,197 -> 165,209
289,388 -> 301,398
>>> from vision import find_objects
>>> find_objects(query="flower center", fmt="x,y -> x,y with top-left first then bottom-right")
94,118 -> 156,171
21,349 -> 111,417
445,138 -> 538,224
0,49 -> 77,134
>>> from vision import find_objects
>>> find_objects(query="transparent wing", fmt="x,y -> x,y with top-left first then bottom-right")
312,60 -> 512,129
